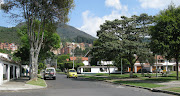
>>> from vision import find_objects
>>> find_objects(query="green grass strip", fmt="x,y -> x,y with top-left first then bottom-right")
114,81 -> 164,88
26,78 -> 46,87
164,87 -> 180,93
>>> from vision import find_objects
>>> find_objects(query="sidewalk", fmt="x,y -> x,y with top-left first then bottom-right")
0,77 -> 45,91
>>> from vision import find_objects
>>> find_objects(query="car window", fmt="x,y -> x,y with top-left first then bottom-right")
69,70 -> 76,72
46,69 -> 54,72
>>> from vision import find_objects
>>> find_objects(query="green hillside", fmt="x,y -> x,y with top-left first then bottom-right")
0,26 -> 20,43
0,23 -> 96,44
57,24 -> 96,43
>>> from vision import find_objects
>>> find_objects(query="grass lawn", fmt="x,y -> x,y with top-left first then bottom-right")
113,81 -> 164,88
26,78 -> 46,87
141,71 -> 180,82
164,87 -> 180,93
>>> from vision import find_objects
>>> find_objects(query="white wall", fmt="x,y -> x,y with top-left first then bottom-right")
0,61 -> 3,85
83,61 -> 89,66
80,67 -> 118,74
0,53 -> 9,59
97,61 -> 113,65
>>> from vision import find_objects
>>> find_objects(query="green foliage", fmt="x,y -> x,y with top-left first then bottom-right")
14,22 -> 61,63
0,49 -> 11,54
150,4 -> 180,80
38,63 -> 46,69
92,14 -> 153,77
57,54 -> 70,63
74,35 -> 94,44
0,27 -> 20,43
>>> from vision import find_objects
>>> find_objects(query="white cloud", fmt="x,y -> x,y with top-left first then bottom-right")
79,10 -> 129,37
0,0 -> 4,4
139,0 -> 180,9
79,0 -> 129,37
105,0 -> 128,11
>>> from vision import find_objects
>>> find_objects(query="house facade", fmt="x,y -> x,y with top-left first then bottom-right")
77,66 -> 118,74
67,57 -> 90,66
0,53 -> 20,85
128,55 -> 180,73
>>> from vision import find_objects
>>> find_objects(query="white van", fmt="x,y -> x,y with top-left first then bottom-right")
44,67 -> 56,80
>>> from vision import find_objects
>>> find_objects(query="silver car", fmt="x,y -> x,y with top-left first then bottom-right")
44,67 -> 56,80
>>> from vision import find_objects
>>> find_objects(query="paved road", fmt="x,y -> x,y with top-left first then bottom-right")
0,74 -> 174,96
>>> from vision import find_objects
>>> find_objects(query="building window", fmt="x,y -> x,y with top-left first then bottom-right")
158,59 -> 164,63
100,68 -> 107,72
83,68 -> 91,72
169,59 -> 175,63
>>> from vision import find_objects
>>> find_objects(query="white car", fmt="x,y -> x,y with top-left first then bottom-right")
44,67 -> 56,80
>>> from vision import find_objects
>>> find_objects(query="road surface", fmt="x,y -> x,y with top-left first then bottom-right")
0,74 -> 174,96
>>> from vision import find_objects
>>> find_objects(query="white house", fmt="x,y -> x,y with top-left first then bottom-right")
97,61 -> 113,65
77,66 -> 118,74
0,53 -> 20,85
128,55 -> 180,73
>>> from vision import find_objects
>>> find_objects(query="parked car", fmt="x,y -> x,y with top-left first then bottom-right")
44,67 -> 56,80
67,69 -> 78,78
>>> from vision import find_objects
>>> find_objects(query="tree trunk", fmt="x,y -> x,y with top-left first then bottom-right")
107,66 -> 110,75
176,58 -> 179,80
130,63 -> 133,77
29,47 -> 39,80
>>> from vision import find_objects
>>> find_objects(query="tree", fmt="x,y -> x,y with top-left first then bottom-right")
150,5 -> 180,80
93,14 -> 153,77
15,24 -> 61,64
2,0 -> 74,80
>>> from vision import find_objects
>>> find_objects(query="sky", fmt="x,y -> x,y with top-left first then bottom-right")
1,0 -> 180,37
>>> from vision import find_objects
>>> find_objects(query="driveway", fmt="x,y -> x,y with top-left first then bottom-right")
0,74 -> 174,96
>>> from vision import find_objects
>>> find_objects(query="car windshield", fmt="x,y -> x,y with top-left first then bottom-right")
46,69 -> 54,72
69,70 -> 76,72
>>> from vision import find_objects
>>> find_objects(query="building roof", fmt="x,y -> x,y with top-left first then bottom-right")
78,66 -> 117,68
66,57 -> 88,61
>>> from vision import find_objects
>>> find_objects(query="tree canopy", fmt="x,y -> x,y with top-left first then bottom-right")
2,0 -> 74,79
150,5 -> 180,80
92,13 -> 153,77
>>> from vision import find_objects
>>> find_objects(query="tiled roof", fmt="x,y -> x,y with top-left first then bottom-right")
67,57 -> 88,61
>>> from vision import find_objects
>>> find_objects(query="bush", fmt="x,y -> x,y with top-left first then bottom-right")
56,69 -> 61,72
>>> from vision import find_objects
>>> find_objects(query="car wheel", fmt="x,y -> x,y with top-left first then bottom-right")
54,77 -> 56,80
44,77 -> 46,80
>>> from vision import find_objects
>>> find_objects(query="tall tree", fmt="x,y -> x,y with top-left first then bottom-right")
150,5 -> 180,80
93,14 -> 153,77
2,0 -> 74,80
15,24 -> 61,65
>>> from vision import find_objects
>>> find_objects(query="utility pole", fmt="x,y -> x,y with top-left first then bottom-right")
72,42 -> 75,69
156,55 -> 158,77
121,58 -> 123,75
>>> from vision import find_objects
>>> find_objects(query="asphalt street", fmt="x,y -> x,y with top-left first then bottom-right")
0,74 -> 174,96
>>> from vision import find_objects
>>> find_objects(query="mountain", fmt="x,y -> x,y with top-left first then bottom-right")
0,23 -> 96,44
0,26 -> 20,43
56,24 -> 96,43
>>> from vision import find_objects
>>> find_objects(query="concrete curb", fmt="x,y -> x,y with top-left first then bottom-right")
104,80 -> 180,96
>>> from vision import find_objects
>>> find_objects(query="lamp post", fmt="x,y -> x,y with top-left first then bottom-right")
121,58 -> 122,75
72,42 -> 75,69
